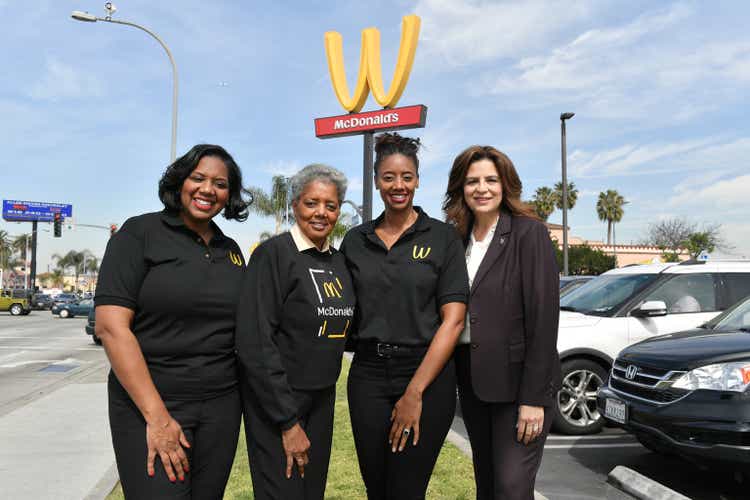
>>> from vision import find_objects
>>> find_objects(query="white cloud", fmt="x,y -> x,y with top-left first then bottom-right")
415,0 -> 593,67
27,59 -> 103,101
668,174 -> 750,209
256,160 -> 302,177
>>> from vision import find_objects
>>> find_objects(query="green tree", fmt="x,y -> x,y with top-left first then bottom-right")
12,234 -> 30,262
553,181 -> 579,211
247,175 -> 291,235
0,230 -> 11,272
596,190 -> 627,245
553,242 -> 616,275
684,232 -> 716,259
531,186 -> 557,221
52,250 -> 94,292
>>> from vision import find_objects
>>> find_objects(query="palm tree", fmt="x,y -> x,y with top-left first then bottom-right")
531,187 -> 557,221
12,234 -> 30,262
0,230 -> 11,275
53,250 -> 93,292
553,181 -> 579,211
596,190 -> 627,245
247,175 -> 291,235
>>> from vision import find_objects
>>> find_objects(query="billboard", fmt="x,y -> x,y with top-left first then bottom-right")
2,200 -> 73,222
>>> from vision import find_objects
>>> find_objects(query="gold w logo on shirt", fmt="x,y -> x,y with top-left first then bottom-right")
228,251 -> 243,267
323,278 -> 344,298
412,245 -> 431,260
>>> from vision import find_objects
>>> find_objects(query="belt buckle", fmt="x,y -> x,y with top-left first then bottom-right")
376,343 -> 395,358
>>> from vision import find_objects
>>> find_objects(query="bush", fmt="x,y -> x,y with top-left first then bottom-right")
554,242 -> 616,275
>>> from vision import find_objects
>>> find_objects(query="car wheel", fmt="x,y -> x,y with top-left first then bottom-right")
21,310 -> 31,315
635,434 -> 673,456
9,304 -> 22,316
94,336 -> 102,346
553,358 -> 608,435
59,309 -> 70,318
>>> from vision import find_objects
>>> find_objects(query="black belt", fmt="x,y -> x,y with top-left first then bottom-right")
356,342 -> 429,359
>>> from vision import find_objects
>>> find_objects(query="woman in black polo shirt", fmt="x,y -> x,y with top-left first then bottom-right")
236,164 -> 355,500
95,144 -> 251,499
340,133 -> 469,500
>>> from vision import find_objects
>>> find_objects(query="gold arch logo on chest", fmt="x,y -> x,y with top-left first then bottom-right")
412,245 -> 431,260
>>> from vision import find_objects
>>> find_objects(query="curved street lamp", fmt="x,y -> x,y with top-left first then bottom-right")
72,3 -> 179,162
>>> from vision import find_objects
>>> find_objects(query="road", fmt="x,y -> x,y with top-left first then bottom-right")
453,409 -> 748,499
0,311 -> 114,500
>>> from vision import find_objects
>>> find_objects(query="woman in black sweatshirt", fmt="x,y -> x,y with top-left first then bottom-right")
236,164 -> 355,500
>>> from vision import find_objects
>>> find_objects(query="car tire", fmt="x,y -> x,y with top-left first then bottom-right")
93,336 -> 102,346
9,304 -> 22,316
553,358 -> 608,435
59,309 -> 70,318
21,310 -> 31,315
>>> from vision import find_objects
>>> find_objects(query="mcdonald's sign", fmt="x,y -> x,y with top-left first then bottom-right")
315,14 -> 427,138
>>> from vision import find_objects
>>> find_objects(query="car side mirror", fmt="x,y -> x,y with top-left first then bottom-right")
631,300 -> 668,318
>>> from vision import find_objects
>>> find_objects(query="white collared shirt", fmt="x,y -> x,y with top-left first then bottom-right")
290,223 -> 331,253
458,217 -> 499,344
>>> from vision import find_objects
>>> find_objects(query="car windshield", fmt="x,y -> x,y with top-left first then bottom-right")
705,295 -> 750,330
560,273 -> 660,317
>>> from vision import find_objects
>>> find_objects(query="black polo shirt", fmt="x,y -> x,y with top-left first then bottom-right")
340,206 -> 469,346
236,231 -> 355,429
95,211 -> 246,401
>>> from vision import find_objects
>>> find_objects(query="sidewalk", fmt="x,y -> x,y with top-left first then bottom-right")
0,382 -> 116,499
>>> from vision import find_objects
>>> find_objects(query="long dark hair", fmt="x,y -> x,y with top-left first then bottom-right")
443,145 -> 538,239
158,144 -> 253,222
374,132 -> 421,175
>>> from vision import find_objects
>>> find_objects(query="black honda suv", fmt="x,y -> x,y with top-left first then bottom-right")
597,294 -> 750,467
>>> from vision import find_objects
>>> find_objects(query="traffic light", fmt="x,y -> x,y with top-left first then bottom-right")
110,224 -> 117,236
53,213 -> 62,237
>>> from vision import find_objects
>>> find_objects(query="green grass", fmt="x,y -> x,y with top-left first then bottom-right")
108,359 -> 475,499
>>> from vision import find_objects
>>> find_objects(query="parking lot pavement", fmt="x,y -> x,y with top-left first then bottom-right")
452,415 -> 748,500
0,312 -> 115,499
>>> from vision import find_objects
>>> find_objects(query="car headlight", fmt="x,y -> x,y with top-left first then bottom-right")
672,362 -> 750,392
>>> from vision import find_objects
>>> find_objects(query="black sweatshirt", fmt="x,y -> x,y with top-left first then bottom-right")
236,232 -> 355,430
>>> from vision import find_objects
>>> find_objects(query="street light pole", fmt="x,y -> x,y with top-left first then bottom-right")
72,4 -> 178,162
560,112 -> 575,276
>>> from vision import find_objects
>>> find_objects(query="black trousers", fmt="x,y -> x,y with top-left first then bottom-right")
455,345 -> 552,500
348,350 -> 456,500
108,380 -> 241,500
241,381 -> 336,500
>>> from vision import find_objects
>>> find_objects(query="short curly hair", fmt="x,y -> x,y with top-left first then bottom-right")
290,164 -> 348,203
158,144 -> 253,221
374,132 -> 421,175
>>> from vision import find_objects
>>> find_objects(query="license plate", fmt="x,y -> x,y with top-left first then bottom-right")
604,398 -> 627,424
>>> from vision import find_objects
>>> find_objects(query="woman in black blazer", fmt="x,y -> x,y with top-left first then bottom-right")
443,145 -> 561,500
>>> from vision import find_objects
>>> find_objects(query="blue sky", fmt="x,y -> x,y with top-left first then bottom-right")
2,0 -> 750,273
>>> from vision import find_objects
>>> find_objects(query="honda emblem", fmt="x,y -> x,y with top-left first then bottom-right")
625,365 -> 638,380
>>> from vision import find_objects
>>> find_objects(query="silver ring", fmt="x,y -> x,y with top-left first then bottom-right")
402,428 -> 411,436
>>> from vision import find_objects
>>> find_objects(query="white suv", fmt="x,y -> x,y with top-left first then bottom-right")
554,260 -> 750,434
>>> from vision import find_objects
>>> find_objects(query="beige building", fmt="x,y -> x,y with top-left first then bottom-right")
546,223 -> 689,267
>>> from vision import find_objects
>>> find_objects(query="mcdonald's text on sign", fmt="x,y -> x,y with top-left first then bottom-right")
315,105 -> 427,139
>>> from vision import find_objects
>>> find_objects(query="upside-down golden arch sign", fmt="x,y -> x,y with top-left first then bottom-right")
324,14 -> 421,113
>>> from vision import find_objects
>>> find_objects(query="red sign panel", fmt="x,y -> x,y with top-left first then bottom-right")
315,105 -> 427,139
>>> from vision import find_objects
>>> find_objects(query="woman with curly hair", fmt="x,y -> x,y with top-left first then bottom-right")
95,144 -> 252,499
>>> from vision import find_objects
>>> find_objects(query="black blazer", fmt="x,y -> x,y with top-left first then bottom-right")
466,211 -> 562,407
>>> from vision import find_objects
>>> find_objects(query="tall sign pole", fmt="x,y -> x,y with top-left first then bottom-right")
30,221 -> 38,292
316,15 -> 426,222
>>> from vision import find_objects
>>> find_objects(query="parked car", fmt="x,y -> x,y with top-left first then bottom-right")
85,307 -> 100,344
0,291 -> 31,316
560,275 -> 594,296
51,299 -> 94,318
52,293 -> 79,305
597,293 -> 750,468
554,260 -> 750,435
30,293 -> 53,310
